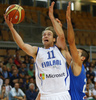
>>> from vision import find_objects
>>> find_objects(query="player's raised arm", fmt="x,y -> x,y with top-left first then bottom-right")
49,2 -> 66,50
66,2 -> 82,67
4,14 -> 38,59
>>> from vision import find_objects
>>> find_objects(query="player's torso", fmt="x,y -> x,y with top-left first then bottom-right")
69,65 -> 86,100
35,46 -> 70,94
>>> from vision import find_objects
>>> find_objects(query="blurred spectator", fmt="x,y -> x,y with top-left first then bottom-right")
0,62 -> 3,72
30,57 -> 35,70
26,83 -> 38,100
0,84 -> 8,100
87,78 -> 94,91
26,77 -> 35,90
92,84 -> 96,99
19,63 -> 28,79
19,78 -> 26,93
8,64 -> 17,77
2,65 -> 9,79
0,78 -> 3,93
6,57 -> 16,71
28,63 -> 34,77
23,55 -> 30,70
86,66 -> 95,83
3,49 -> 11,65
10,69 -> 19,87
85,84 -> 93,100
25,74 -> 30,85
4,78 -> 12,97
0,78 -> 3,86
9,83 -> 26,100
85,60 -> 90,68
0,71 -> 5,80
14,52 -> 22,68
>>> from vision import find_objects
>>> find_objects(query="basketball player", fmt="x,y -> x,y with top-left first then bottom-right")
66,2 -> 89,100
4,2 -> 71,100
36,2 -> 89,100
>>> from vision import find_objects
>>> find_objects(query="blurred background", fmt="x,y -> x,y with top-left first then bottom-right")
0,0 -> 96,100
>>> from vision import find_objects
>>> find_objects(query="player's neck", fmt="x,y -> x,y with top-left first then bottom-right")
44,44 -> 54,49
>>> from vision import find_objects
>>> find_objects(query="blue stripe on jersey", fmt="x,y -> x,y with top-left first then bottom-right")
55,45 -> 69,84
69,64 -> 86,100
35,63 -> 43,86
37,47 -> 39,55
65,62 -> 69,85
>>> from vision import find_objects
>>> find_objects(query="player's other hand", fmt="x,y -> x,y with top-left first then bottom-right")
49,1 -> 55,19
56,18 -> 62,27
4,14 -> 13,28
66,2 -> 71,22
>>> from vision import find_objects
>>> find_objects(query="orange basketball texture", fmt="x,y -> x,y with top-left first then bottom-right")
5,4 -> 25,24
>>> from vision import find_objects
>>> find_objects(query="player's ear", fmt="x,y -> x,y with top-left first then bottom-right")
53,38 -> 56,43
81,56 -> 86,62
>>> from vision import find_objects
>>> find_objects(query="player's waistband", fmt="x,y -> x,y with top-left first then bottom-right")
41,91 -> 70,97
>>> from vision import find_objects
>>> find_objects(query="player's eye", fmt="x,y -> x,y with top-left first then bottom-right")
48,33 -> 51,36
43,33 -> 46,36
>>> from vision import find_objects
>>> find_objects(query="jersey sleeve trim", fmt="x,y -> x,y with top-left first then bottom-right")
69,64 -> 85,78
37,47 -> 39,56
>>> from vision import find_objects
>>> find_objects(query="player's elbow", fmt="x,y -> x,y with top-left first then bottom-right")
68,39 -> 75,45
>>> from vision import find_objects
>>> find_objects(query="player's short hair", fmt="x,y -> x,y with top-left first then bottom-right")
79,48 -> 89,64
42,26 -> 57,44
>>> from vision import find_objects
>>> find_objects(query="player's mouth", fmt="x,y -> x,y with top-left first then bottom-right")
44,39 -> 49,42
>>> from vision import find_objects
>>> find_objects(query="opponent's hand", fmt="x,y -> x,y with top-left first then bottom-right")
56,18 -> 62,27
66,2 -> 71,22
49,1 -> 55,19
4,14 -> 13,29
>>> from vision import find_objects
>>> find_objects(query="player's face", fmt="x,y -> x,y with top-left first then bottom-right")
77,49 -> 85,62
42,30 -> 55,48
77,49 -> 82,57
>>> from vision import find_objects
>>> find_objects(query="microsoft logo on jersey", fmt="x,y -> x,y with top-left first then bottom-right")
40,73 -> 45,80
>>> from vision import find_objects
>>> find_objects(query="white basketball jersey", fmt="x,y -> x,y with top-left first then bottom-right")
35,45 -> 70,94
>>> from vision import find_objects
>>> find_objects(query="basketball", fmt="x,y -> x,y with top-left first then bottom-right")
5,4 -> 25,24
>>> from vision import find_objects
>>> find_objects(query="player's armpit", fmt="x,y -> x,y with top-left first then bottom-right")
21,44 -> 38,59
71,62 -> 82,76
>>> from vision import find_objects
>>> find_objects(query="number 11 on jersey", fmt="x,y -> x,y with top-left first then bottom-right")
47,50 -> 55,59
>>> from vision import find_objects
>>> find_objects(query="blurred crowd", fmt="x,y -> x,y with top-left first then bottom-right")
84,61 -> 96,100
0,49 -> 96,100
0,49 -> 38,100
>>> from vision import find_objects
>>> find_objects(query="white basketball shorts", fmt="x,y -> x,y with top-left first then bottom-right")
40,91 -> 71,100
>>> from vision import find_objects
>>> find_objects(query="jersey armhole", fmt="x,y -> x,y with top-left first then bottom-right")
36,47 -> 39,56
70,65 -> 85,78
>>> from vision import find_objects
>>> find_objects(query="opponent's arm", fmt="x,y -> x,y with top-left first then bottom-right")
56,19 -> 71,65
49,2 -> 66,50
4,14 -> 38,59
66,2 -> 82,75
36,93 -> 40,100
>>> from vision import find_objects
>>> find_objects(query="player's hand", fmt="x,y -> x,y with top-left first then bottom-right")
49,1 -> 55,19
56,18 -> 62,27
66,2 -> 71,22
4,14 -> 13,28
